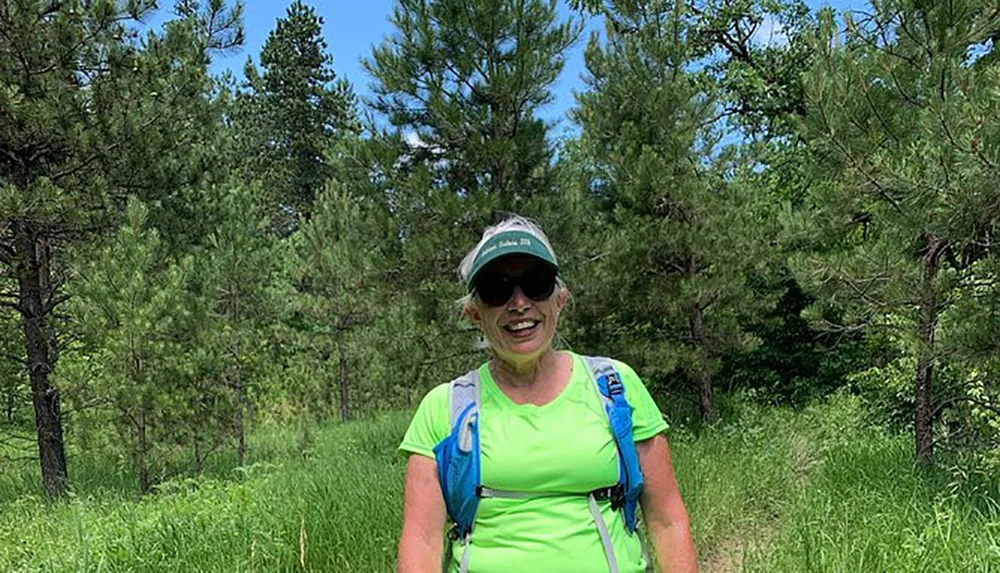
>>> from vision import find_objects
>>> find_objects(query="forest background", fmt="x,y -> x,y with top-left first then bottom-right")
2,0 -> 1000,569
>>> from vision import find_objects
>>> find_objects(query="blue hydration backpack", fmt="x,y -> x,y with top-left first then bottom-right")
432,356 -> 651,573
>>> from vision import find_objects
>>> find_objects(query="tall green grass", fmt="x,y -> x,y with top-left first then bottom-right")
2,394 -> 999,571
0,414 -> 410,572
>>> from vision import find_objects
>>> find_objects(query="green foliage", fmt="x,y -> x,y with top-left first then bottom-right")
692,0 -> 816,137
234,0 -> 357,230
0,302 -> 24,426
720,278 -> 873,405
200,183 -> 282,463
291,182 -> 380,421
789,0 -> 1000,462
0,413 -> 412,572
0,0 -> 244,495
2,0 -> 1000,503
365,0 -> 581,203
573,0 -> 781,420
67,198 -> 198,492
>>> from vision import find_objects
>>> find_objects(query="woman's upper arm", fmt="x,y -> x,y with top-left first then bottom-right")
398,453 -> 446,572
637,433 -> 686,526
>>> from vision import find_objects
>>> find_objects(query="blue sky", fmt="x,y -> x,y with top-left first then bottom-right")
201,0 -> 866,134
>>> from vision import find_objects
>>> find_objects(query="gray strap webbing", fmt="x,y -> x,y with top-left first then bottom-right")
458,535 -> 473,573
449,370 -> 481,428
478,487 -> 575,500
587,493 -> 620,573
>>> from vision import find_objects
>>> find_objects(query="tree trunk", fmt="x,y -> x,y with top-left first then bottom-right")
4,381 -> 15,423
12,219 -> 68,497
137,405 -> 150,493
915,235 -> 946,467
194,438 -> 204,473
691,303 -> 716,424
339,347 -> 349,423
234,334 -> 246,466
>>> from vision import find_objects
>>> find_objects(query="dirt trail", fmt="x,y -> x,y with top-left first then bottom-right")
699,525 -> 775,573
698,431 -> 819,573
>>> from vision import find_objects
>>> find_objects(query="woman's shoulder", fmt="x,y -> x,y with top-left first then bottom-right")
568,351 -> 642,381
415,363 -> 488,408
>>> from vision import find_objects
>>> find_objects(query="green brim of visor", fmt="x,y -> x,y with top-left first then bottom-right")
467,230 -> 559,290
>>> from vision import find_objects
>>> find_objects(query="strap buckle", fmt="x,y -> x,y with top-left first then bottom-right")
591,484 -> 625,510
602,372 -> 624,396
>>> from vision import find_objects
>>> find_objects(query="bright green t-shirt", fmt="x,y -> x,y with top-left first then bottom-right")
399,351 -> 668,573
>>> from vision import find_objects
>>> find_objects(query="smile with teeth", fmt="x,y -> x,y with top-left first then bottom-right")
504,320 -> 540,333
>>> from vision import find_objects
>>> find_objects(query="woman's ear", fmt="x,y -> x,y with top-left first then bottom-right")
463,301 -> 481,325
554,286 -> 570,312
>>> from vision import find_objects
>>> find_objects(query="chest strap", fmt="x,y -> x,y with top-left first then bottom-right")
470,486 -> 626,573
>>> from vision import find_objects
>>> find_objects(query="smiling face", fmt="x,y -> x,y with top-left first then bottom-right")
465,255 -> 568,368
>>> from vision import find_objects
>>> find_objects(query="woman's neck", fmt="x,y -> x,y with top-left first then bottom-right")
490,347 -> 562,388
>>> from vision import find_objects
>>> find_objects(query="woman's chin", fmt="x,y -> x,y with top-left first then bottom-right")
494,337 -> 551,364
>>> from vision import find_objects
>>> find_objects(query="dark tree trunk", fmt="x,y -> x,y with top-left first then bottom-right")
338,348 -> 349,423
194,438 -> 204,473
137,405 -> 150,493
4,381 -> 16,423
12,219 -> 68,497
915,235 -> 946,467
234,335 -> 246,466
691,303 -> 716,424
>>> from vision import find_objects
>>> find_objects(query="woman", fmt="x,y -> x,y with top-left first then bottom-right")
398,216 -> 697,573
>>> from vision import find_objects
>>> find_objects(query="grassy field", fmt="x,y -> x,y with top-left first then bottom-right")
2,393 -> 999,572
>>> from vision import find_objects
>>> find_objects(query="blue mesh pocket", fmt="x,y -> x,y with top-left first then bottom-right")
433,402 -> 481,538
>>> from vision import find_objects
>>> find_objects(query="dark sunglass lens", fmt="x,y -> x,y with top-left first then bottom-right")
475,275 -> 514,306
520,269 -> 556,301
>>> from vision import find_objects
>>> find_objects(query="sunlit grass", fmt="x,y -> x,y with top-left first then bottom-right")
2,395 -> 999,571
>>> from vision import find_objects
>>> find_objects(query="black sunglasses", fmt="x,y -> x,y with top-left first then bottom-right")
472,267 -> 558,307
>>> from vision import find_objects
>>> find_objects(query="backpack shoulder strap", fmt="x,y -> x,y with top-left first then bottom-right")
448,369 -> 481,430
583,355 -> 644,533
433,368 -> 482,552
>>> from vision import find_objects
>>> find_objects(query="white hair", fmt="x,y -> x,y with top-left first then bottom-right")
457,215 -> 566,312
458,215 -> 559,283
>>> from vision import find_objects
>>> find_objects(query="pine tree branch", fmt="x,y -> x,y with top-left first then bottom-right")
49,79 -> 193,183
42,293 -> 70,316
817,101 -> 909,219
0,430 -> 34,444
933,394 -> 1000,418
62,397 -> 115,416
861,84 -> 899,146
0,454 -> 37,465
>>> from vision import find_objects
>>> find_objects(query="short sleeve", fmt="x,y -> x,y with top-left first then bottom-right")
399,382 -> 452,459
613,360 -> 669,442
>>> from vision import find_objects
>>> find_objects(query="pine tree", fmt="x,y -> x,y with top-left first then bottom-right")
0,0 -> 241,496
70,198 -> 193,493
295,182 -> 378,422
235,0 -> 357,232
793,1 -> 1000,465
575,0 -> 778,422
204,183 -> 278,464
366,0 -> 580,206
